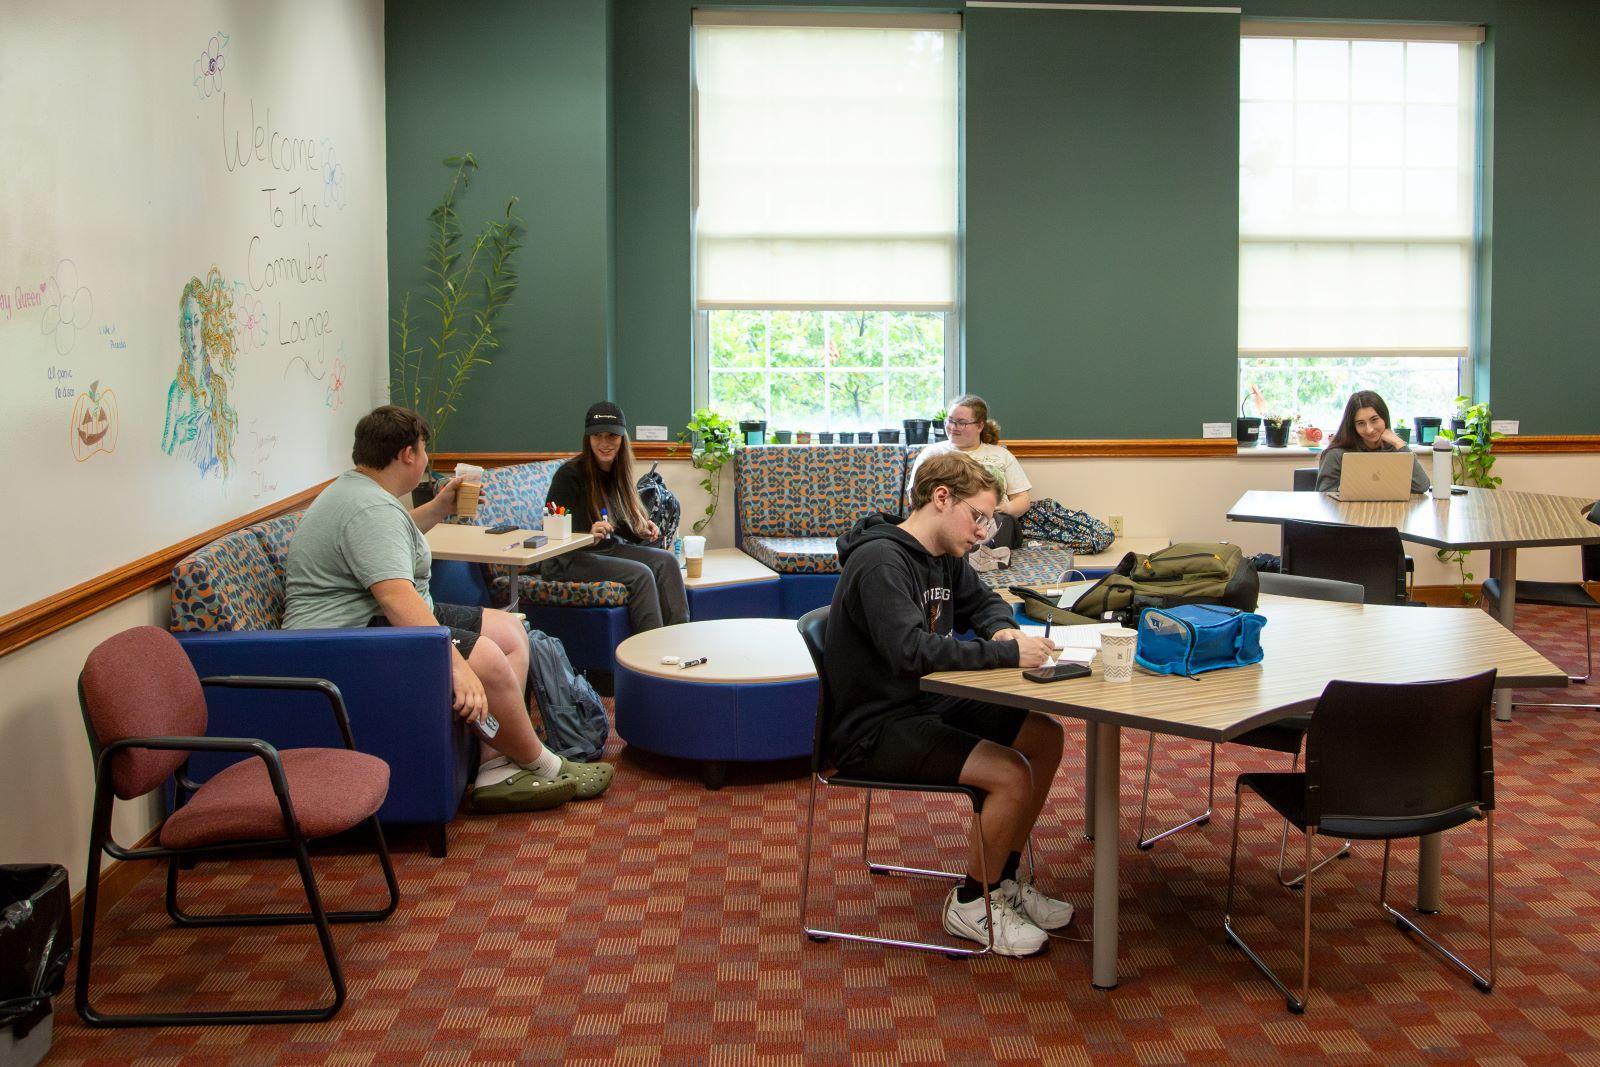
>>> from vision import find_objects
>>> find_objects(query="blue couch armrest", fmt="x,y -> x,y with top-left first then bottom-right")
174,627 -> 473,828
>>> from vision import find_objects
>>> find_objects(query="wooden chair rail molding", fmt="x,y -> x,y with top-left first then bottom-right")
0,481 -> 330,659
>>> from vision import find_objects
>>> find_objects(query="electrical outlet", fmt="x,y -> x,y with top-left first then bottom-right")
1109,515 -> 1125,538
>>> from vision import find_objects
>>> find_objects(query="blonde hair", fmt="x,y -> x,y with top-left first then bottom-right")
950,394 -> 1001,445
910,450 -> 1000,511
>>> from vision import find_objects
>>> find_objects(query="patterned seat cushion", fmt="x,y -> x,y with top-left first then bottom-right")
170,531 -> 285,631
743,536 -> 840,575
737,445 -> 907,539
490,573 -> 630,608
972,545 -> 1102,589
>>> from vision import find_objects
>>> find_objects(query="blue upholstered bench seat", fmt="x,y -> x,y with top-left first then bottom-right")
741,535 -> 840,575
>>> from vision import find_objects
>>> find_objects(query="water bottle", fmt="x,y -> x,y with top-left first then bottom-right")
1432,437 -> 1455,496
673,535 -> 685,567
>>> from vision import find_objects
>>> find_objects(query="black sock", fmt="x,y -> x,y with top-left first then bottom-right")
1001,851 -> 1022,883
956,876 -> 988,904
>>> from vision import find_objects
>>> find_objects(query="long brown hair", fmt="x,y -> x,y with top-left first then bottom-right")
950,393 -> 1001,445
578,432 -> 648,531
1329,390 -> 1394,452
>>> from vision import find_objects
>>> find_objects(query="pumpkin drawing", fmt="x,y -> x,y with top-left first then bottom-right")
70,380 -> 120,462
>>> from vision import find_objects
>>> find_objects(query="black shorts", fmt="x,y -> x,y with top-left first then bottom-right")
835,697 -> 1029,787
369,601 -> 484,657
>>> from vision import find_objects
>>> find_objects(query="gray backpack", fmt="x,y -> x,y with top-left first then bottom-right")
525,628 -> 608,762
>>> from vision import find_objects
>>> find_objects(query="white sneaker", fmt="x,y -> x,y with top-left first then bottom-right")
941,887 -> 1048,957
1000,878 -> 1075,931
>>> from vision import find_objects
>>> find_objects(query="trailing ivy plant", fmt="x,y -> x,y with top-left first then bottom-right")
390,153 -> 525,451
671,408 -> 739,534
1434,395 -> 1505,603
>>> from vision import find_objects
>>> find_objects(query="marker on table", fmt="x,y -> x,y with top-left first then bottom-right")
680,657 -> 708,669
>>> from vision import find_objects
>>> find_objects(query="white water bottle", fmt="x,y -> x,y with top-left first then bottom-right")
1432,437 -> 1455,495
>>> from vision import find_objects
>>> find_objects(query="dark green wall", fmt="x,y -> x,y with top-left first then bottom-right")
390,0 -> 1600,445
386,0 -> 610,452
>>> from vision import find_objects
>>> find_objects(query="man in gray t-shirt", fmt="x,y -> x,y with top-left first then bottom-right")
283,405 -> 612,812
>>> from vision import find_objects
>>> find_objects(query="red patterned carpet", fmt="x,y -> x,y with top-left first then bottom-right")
46,604 -> 1600,1065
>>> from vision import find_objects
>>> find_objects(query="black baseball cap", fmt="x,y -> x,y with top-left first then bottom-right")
584,401 -> 626,436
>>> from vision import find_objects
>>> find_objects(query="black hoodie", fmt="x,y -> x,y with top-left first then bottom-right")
825,513 -> 1021,765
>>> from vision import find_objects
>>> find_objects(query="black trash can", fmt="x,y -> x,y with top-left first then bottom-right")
2,865 -> 71,1067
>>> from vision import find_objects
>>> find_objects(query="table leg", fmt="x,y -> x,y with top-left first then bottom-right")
1084,722 -> 1097,840
1092,721 -> 1120,990
505,565 -> 522,614
1493,548 -> 1517,724
1417,833 -> 1442,914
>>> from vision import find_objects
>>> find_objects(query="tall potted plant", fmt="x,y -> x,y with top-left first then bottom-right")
390,153 -> 525,479
1434,397 -> 1505,604
671,408 -> 738,534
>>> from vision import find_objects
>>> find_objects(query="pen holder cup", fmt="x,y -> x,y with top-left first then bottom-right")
544,514 -> 573,540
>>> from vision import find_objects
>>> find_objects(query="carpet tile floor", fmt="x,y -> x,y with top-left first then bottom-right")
43,603 -> 1600,1065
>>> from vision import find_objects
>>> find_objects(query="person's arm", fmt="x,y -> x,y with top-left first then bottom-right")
369,578 -> 488,723
1315,449 -> 1343,493
410,476 -> 462,533
1411,456 -> 1432,493
852,552 -> 1028,673
997,448 -> 1032,517
545,463 -> 598,530
952,561 -> 1019,639
1002,490 -> 1030,518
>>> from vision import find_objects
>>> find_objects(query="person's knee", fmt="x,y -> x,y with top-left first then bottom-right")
966,744 -> 1032,802
468,642 -> 518,694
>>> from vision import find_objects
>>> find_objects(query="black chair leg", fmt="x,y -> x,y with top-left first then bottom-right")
1377,818 -> 1495,993
1137,736 -> 1214,850
1222,784 -> 1313,1014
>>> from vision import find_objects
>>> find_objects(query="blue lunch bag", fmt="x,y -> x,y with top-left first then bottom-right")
1133,603 -> 1266,677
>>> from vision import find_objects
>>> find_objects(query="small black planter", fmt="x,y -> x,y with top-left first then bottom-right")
902,419 -> 931,445
739,419 -> 766,446
770,430 -> 792,444
1235,417 -> 1262,445
1414,416 -> 1443,445
817,432 -> 835,444
1263,421 -> 1292,448
1449,417 -> 1468,437
856,431 -> 874,444
877,428 -> 901,444
1395,427 -> 1411,445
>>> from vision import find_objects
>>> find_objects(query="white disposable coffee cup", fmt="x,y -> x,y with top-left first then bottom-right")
1099,627 -> 1138,683
683,535 -> 706,559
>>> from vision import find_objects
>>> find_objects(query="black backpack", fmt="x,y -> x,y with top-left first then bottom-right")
636,463 -> 680,549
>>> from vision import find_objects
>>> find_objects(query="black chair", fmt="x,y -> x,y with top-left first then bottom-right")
1136,571 -> 1362,883
1293,466 -> 1414,589
1224,671 -> 1498,1014
795,606 -> 1007,958
1282,519 -> 1411,605
1483,541 -> 1599,711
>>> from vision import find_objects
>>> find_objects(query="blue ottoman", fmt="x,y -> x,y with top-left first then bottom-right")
683,548 -> 781,621
613,618 -> 816,789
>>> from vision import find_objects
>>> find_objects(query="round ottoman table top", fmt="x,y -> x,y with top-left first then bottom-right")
614,619 -> 815,684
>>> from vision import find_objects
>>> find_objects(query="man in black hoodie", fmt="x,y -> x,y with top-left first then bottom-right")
826,450 -> 1073,957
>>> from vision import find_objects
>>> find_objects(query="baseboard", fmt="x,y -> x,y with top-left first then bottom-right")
70,827 -> 161,939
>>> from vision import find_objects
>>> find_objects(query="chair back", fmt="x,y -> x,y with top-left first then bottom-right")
1582,541 -> 1599,583
78,626 -> 208,800
1282,519 -> 1407,605
1303,671 -> 1496,828
1292,467 -> 1318,492
1258,571 -> 1363,604
796,607 -> 833,776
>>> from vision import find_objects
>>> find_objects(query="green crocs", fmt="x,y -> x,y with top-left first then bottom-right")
469,770 -> 578,814
558,757 -> 615,800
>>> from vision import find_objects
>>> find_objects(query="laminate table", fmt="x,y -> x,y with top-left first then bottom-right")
1227,487 -> 1600,723
922,593 -> 1563,990
424,523 -> 595,612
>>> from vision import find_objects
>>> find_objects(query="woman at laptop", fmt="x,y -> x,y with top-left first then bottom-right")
1316,390 -> 1430,494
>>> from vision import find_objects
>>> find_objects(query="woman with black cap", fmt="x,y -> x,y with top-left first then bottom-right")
541,402 -> 690,632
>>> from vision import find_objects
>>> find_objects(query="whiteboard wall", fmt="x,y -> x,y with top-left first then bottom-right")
0,0 -> 388,617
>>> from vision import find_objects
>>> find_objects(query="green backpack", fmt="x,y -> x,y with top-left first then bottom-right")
1014,542 -> 1260,626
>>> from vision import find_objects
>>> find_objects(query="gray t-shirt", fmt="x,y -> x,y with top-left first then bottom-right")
283,470 -> 432,629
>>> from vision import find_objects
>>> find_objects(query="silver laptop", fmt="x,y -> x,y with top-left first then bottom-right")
1329,452 -> 1416,501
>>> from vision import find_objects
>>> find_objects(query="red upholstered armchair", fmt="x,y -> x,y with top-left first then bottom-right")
75,626 -> 399,1027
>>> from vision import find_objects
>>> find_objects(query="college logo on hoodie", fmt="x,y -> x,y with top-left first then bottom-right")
922,585 -> 952,633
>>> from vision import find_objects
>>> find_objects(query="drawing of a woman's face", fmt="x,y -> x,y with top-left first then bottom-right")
180,288 -> 205,379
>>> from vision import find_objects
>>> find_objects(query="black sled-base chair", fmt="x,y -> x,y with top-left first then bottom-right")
1224,671 -> 1497,1014
1483,540 -> 1599,711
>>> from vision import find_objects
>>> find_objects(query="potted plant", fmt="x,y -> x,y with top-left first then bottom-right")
391,153 -> 525,505
1434,397 -> 1505,604
1262,413 -> 1294,448
1394,418 -> 1411,445
1414,415 -> 1443,446
902,418 -> 931,445
855,431 -> 874,444
796,430 -> 812,445
670,408 -> 738,535
739,419 -> 766,446
1236,387 -> 1265,445
770,429 -> 792,444
817,431 -> 835,444
932,408 -> 947,435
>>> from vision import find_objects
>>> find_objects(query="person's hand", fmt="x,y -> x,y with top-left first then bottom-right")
1380,428 -> 1407,450
591,518 -> 615,539
450,656 -> 489,724
1012,636 -> 1058,668
643,519 -> 661,542
436,475 -> 463,513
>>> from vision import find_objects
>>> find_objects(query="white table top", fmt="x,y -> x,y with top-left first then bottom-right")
684,548 -> 780,589
924,594 -> 1564,743
615,619 -> 816,684
424,523 -> 595,566
1227,488 -> 1600,551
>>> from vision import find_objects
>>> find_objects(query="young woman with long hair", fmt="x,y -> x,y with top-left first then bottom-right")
541,402 -> 689,632
907,394 -> 1032,548
1316,389 -> 1430,494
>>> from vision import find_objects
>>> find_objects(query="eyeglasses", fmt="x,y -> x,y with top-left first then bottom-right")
955,496 -> 999,536
945,418 -> 982,429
